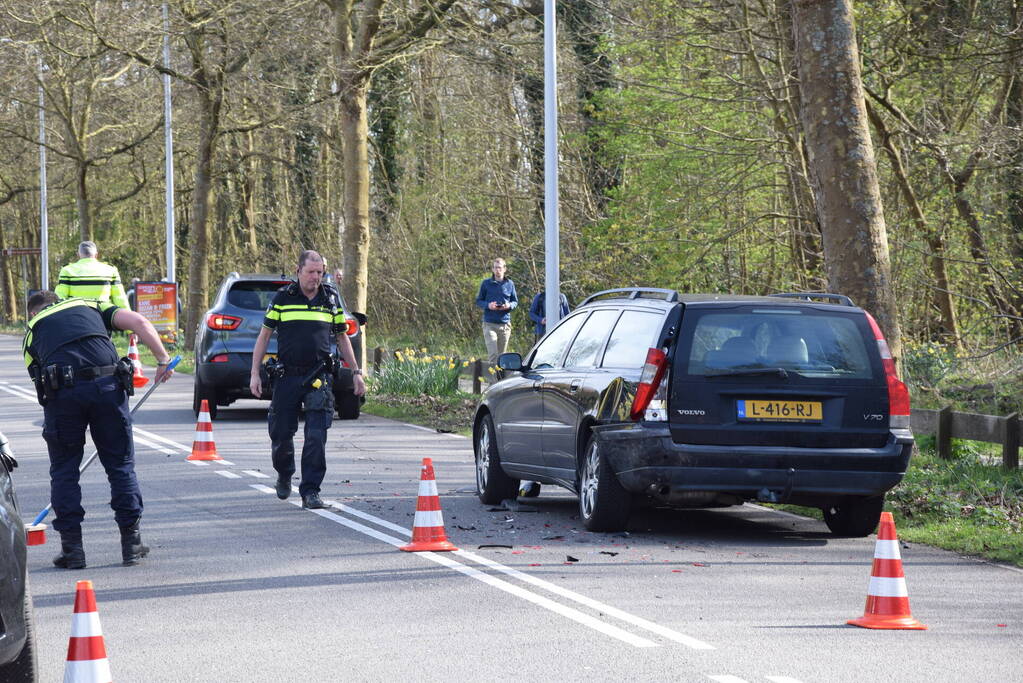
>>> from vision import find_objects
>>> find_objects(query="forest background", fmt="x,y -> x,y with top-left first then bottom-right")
1,0 -> 1022,416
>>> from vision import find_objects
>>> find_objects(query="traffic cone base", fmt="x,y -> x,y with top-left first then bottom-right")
188,399 -> 222,461
400,457 -> 458,552
847,512 -> 927,630
127,333 -> 149,388
64,580 -> 112,683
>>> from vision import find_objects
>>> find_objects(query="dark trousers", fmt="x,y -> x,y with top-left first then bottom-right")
269,375 -> 333,497
42,376 -> 142,534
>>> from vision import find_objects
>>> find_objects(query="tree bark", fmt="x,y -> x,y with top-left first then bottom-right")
791,0 -> 902,362
339,82 -> 370,361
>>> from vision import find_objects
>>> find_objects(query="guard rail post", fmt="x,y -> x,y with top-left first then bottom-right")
472,359 -> 482,395
936,405 -> 953,460
1003,412 -> 1019,470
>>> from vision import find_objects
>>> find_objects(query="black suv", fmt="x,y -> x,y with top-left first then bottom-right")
473,289 -> 914,536
0,433 -> 37,680
193,272 -> 365,420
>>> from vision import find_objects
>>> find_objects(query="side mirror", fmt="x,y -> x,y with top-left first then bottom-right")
498,352 -> 522,372
352,312 -> 367,326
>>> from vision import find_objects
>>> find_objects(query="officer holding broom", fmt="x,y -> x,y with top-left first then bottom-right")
24,291 -> 174,569
249,250 -> 366,509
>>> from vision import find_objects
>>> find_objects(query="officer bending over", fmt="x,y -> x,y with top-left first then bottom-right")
249,250 -> 366,509
24,291 -> 174,569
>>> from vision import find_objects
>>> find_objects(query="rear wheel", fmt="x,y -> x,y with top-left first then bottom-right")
335,389 -> 361,420
475,414 -> 519,504
0,583 -> 37,681
578,436 -> 632,532
822,495 -> 884,537
192,378 -> 218,420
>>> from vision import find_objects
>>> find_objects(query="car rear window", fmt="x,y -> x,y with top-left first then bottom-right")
686,308 -> 873,379
227,282 -> 289,310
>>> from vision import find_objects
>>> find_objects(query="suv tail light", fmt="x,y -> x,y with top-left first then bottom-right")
865,312 -> 910,429
631,347 -> 670,421
207,313 -> 242,330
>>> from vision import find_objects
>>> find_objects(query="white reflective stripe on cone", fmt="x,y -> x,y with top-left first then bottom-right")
872,539 -> 901,560
868,576 -> 909,598
69,612 -> 103,637
417,479 -> 439,497
192,433 -> 215,443
63,659 -> 112,683
412,509 -> 445,528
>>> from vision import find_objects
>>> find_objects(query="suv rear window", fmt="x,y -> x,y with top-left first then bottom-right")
687,308 -> 873,379
227,282 -> 289,310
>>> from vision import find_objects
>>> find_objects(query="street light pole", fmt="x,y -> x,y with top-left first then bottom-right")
38,54 -> 48,290
543,0 -> 561,331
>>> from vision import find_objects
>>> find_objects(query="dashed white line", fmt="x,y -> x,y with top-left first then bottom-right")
215,470 -> 242,479
242,470 -> 269,479
766,677 -> 805,683
187,460 -> 210,467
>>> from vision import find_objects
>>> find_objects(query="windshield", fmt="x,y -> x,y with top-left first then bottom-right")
685,308 -> 873,379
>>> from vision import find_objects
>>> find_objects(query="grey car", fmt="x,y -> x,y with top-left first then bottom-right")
474,288 -> 914,536
0,432 -> 37,681
193,272 -> 365,420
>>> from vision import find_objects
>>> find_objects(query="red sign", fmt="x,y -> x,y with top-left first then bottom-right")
1,247 -> 42,256
136,281 -> 178,344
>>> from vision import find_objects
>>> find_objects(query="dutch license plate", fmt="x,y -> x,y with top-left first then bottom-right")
737,399 -> 822,422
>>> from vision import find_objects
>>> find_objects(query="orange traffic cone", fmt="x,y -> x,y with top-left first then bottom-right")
187,400 -> 222,461
400,457 -> 458,552
63,580 -> 112,683
126,334 -> 149,388
847,511 -> 927,630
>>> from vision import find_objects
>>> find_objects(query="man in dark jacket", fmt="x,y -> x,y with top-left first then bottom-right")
475,257 -> 518,377
24,291 -> 174,569
529,290 -> 570,341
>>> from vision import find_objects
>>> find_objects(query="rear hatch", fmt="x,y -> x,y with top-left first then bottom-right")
668,303 -> 890,448
203,279 -> 289,359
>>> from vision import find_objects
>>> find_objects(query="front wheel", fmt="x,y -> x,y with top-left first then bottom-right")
0,583 -> 37,681
822,495 -> 884,537
475,414 -> 519,504
578,436 -> 632,532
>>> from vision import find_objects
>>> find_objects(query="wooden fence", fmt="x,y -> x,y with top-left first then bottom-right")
369,347 -> 1019,470
911,408 -> 1019,470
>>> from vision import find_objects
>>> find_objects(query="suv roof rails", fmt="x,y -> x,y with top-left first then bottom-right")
768,292 -> 856,307
579,287 -> 680,307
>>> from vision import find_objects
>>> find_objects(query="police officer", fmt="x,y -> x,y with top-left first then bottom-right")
249,250 -> 366,509
55,240 -> 130,309
23,291 -> 174,569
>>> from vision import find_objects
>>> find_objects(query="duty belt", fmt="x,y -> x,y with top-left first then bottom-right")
76,365 -> 118,381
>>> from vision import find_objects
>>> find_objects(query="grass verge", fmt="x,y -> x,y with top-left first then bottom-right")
363,392 -> 477,437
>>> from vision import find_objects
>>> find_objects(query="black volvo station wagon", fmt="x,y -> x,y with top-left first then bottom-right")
472,288 -> 914,536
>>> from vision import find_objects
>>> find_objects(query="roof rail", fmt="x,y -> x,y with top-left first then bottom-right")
579,287 -> 680,307
767,292 -> 855,307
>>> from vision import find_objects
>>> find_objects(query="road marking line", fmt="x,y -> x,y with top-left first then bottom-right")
455,549 -> 715,649
402,422 -> 437,433
132,435 -> 178,455
187,460 -> 210,467
708,676 -> 748,683
0,385 -> 37,400
249,484 -> 657,648
316,496 -> 712,648
216,470 -> 242,479
766,677 -> 804,682
243,470 -> 270,479
133,427 -> 192,452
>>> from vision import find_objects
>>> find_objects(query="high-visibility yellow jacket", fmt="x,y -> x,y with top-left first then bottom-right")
54,258 -> 130,309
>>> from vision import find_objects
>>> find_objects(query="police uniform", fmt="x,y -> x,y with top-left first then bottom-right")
55,257 -> 130,309
262,283 -> 348,500
23,298 -> 145,568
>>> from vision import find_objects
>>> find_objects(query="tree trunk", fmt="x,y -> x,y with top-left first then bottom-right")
0,219 -> 16,321
75,162 -> 93,242
791,0 -> 903,362
339,81 -> 370,362
184,88 -> 221,350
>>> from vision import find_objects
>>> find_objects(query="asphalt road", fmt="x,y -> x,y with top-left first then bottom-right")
2,335 -> 1020,682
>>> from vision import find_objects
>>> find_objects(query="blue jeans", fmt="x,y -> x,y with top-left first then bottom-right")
269,375 -> 334,497
42,376 -> 142,534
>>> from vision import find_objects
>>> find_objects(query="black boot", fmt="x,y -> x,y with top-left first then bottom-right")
119,521 -> 150,566
52,532 -> 86,570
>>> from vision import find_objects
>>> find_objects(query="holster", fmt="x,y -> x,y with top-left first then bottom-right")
262,357 -> 283,394
29,365 -> 48,406
115,357 -> 136,396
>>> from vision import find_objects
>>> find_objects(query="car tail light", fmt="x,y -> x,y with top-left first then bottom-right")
865,312 -> 911,429
631,347 -> 670,421
207,313 -> 242,330
345,318 -> 359,336
210,354 -> 229,363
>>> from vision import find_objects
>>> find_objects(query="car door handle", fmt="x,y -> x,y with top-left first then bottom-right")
570,380 -> 582,393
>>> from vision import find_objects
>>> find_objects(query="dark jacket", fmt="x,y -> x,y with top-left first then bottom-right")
475,277 -> 518,325
528,291 -> 570,336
